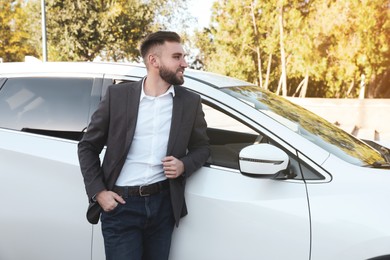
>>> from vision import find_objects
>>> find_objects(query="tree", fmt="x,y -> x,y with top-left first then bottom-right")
0,1 -> 38,62
304,0 -> 390,98
46,0 -> 150,61
277,3 -> 287,96
24,0 -> 190,62
194,0 -> 272,85
194,0 -> 390,98
193,0 -> 306,94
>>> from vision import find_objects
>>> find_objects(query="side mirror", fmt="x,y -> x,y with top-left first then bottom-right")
239,143 -> 289,178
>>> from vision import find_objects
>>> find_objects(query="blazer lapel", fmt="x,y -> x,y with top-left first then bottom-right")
106,80 -> 142,191
167,86 -> 183,155
125,81 -> 142,152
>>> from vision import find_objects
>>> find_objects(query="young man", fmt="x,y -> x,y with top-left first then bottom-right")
78,31 -> 210,260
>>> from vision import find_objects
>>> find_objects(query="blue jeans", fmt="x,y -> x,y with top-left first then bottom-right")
101,190 -> 175,260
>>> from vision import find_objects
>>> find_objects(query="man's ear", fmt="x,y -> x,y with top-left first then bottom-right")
148,54 -> 159,68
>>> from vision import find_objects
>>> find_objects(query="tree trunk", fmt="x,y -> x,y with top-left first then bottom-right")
279,5 -> 287,96
293,78 -> 304,97
299,71 -> 309,98
346,80 -> 355,97
276,74 -> 283,95
367,72 -> 377,98
359,74 -> 366,99
251,1 -> 263,89
264,53 -> 272,91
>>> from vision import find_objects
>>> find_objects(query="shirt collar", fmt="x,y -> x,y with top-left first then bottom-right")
140,77 -> 176,100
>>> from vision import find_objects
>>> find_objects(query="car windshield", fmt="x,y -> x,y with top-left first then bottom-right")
222,86 -> 386,166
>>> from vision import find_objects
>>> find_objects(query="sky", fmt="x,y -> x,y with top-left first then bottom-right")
187,0 -> 214,30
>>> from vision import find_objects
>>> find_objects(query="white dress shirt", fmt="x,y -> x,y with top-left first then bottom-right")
115,80 -> 174,186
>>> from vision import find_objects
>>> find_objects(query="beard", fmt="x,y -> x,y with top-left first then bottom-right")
159,65 -> 184,85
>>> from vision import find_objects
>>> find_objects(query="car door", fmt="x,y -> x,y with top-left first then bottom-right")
0,75 -> 102,260
169,98 -> 311,260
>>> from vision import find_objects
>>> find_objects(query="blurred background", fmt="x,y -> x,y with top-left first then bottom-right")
1,0 -> 389,142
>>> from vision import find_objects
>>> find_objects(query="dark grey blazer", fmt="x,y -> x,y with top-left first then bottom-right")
78,80 -> 210,225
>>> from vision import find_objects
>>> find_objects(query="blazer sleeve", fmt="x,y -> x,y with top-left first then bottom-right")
180,96 -> 210,178
78,87 -> 111,200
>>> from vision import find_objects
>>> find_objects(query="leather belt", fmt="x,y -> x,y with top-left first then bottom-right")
113,179 -> 169,197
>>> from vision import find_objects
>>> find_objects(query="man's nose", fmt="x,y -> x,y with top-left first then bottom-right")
181,58 -> 188,68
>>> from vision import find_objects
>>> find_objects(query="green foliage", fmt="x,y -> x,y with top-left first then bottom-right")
199,1 -> 265,84
3,0 -> 189,62
0,1 -> 38,62
2,0 -> 388,98
42,0 -> 188,61
43,0 -> 146,61
193,0 -> 390,98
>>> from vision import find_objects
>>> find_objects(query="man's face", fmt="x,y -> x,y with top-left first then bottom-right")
156,41 -> 188,85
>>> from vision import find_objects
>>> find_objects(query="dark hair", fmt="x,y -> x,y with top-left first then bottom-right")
140,31 -> 181,59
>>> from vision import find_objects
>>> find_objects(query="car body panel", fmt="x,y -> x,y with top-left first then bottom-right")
169,166 -> 311,260
308,154 -> 390,259
0,129 -> 91,260
0,62 -> 389,260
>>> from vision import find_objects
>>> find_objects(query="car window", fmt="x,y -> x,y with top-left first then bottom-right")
0,77 -> 93,140
202,101 -> 307,179
203,103 -> 257,135
203,102 -> 260,169
222,86 -> 387,166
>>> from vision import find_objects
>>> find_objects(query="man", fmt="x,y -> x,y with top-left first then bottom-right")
78,31 -> 210,260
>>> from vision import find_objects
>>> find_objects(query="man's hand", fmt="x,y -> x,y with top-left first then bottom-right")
162,156 -> 185,179
96,190 -> 126,212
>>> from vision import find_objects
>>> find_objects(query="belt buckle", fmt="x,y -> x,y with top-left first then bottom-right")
139,185 -> 150,197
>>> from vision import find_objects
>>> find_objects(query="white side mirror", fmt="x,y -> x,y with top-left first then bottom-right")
239,143 -> 289,177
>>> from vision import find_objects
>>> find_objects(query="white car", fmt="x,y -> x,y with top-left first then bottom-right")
0,62 -> 389,260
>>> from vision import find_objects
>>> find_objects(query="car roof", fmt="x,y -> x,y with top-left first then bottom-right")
0,62 -> 253,89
